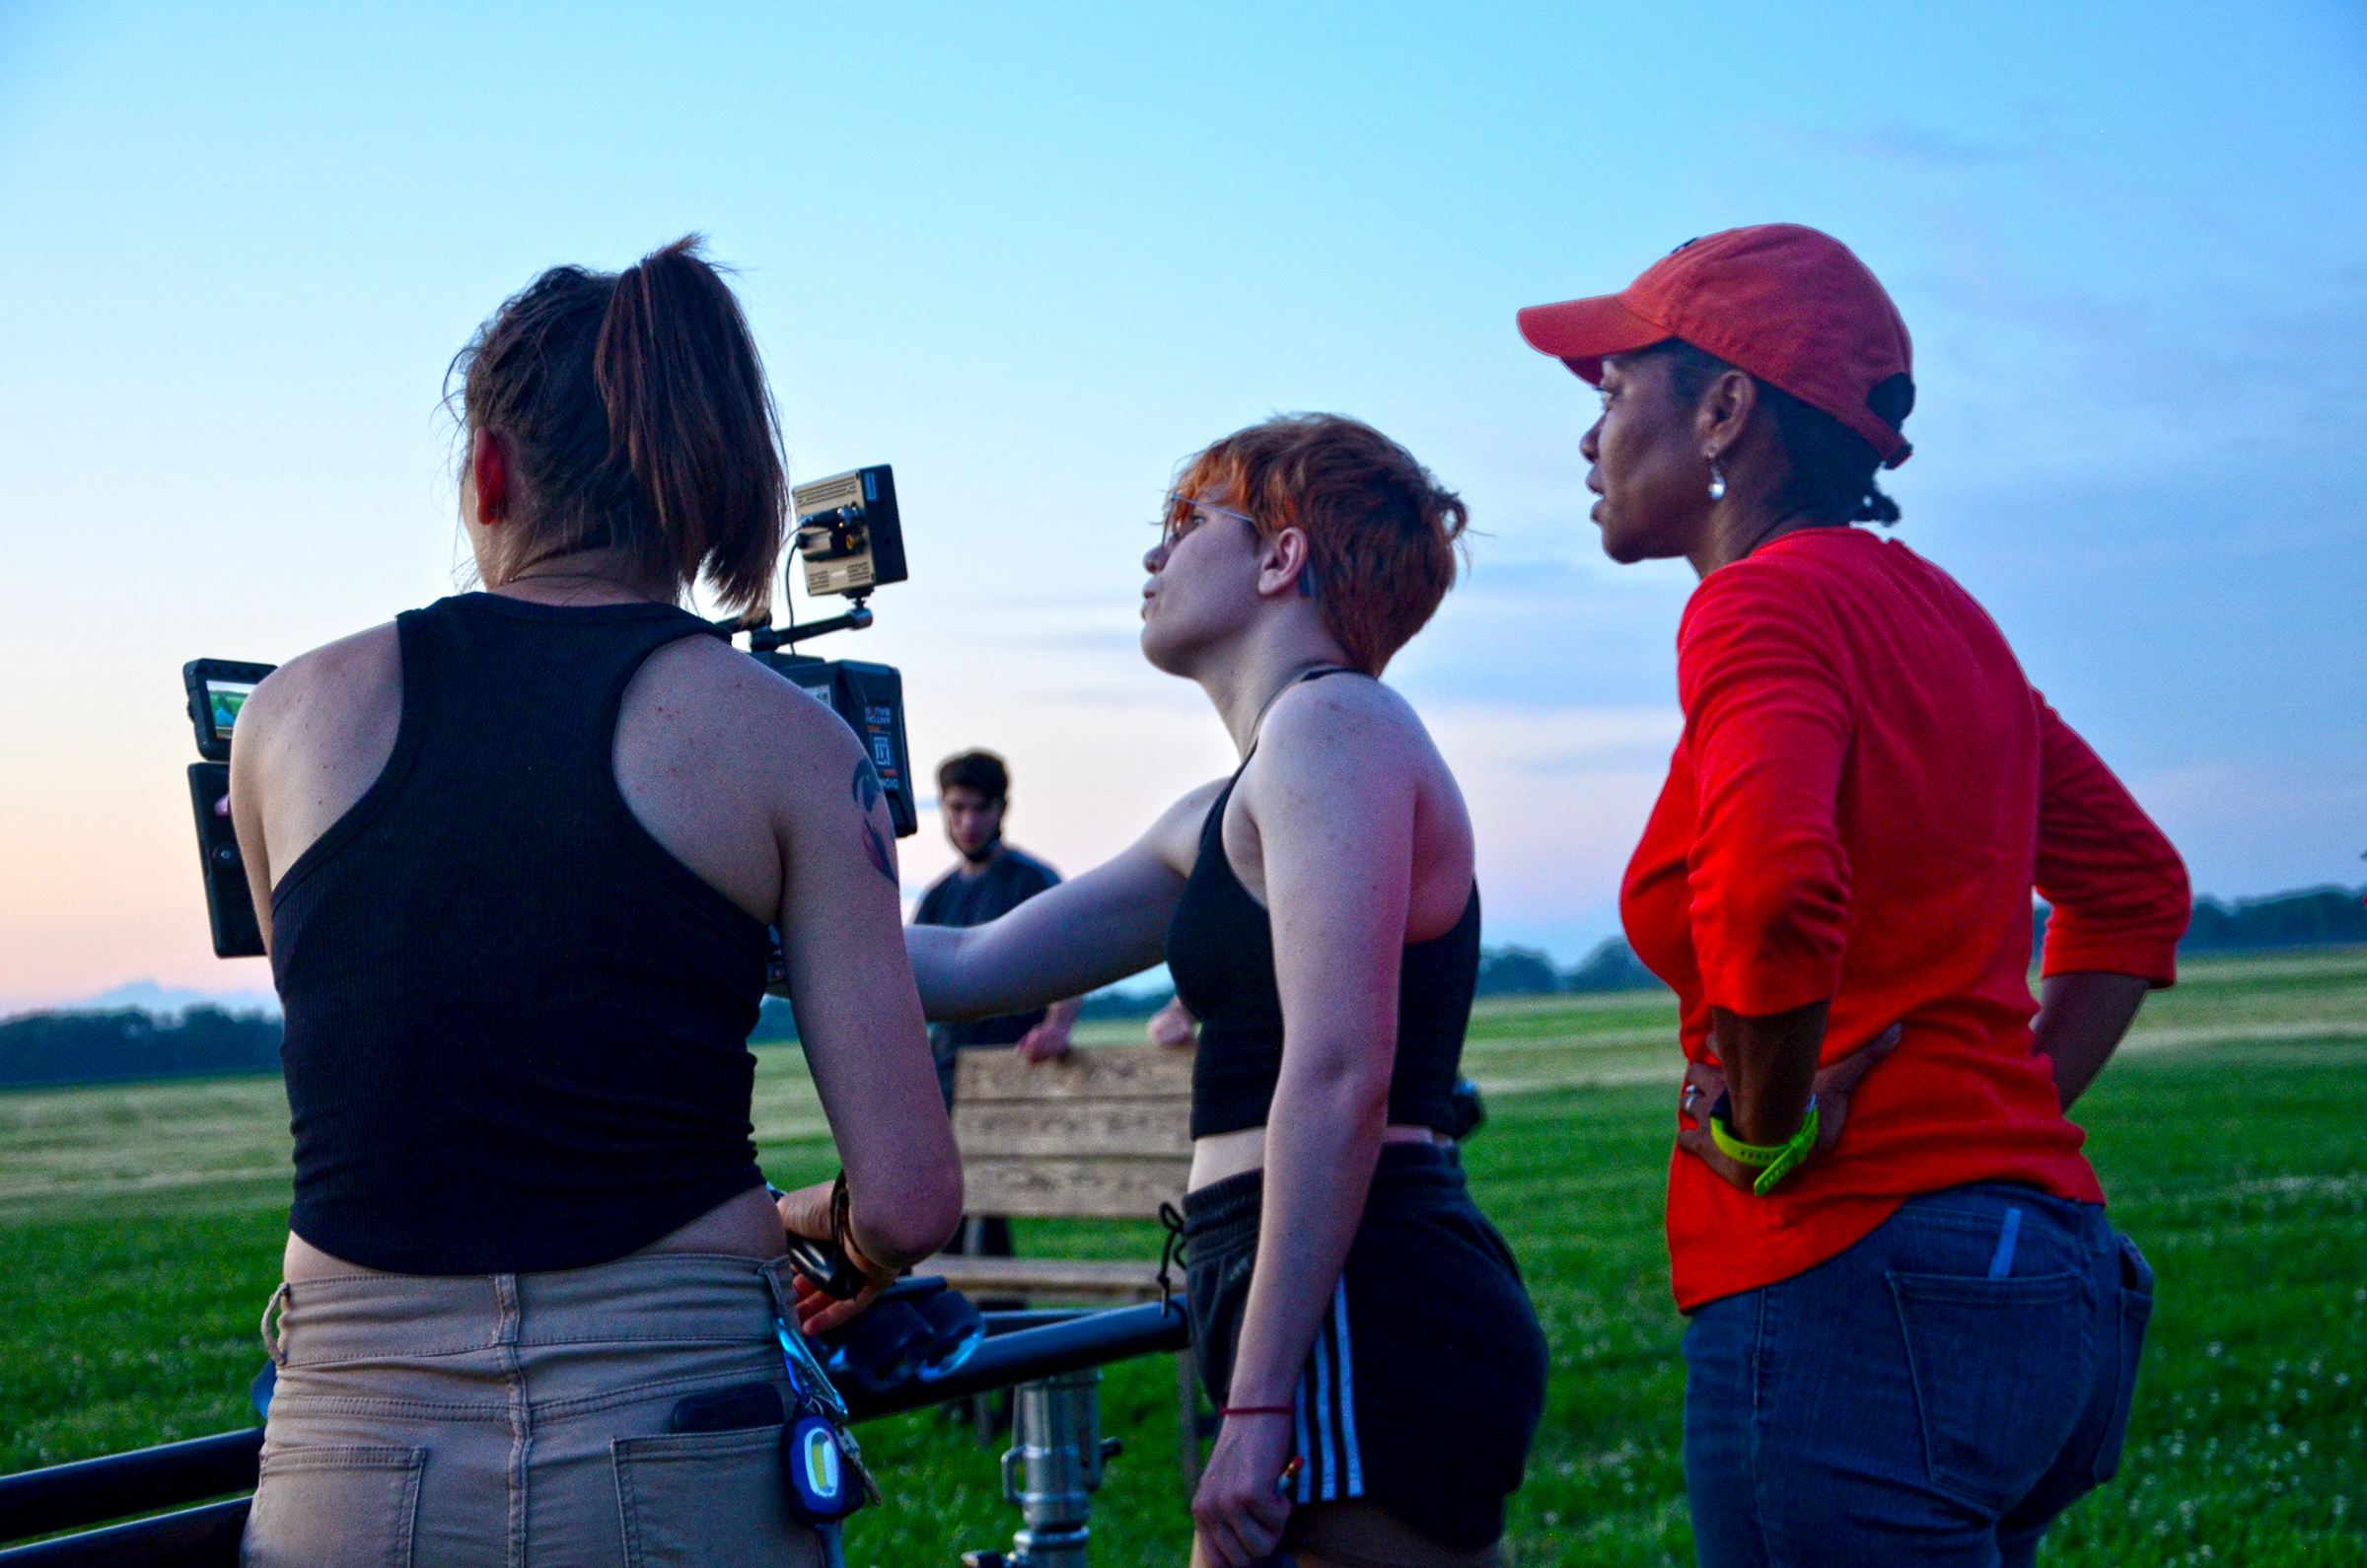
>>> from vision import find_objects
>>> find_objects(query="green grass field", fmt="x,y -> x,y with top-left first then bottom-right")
3,950 -> 2362,1565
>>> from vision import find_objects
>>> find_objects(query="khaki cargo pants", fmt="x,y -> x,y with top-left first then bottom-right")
243,1252 -> 824,1568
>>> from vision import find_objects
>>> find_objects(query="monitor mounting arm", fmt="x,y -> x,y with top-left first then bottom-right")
744,594 -> 873,653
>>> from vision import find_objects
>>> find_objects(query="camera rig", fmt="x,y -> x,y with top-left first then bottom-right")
729,464 -> 917,838
182,463 -> 919,960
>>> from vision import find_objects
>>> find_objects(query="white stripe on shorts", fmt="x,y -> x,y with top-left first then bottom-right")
1286,1280 -> 1363,1505
1312,1301 -> 1337,1499
1333,1284 -> 1364,1497
1294,1369 -> 1314,1505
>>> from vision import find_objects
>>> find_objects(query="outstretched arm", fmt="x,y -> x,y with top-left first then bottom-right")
905,780 -> 1220,1021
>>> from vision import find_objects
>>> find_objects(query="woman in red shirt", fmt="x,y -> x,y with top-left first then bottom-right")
1517,226 -> 2189,1567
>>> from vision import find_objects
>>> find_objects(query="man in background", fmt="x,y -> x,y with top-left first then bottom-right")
914,749 -> 1081,1255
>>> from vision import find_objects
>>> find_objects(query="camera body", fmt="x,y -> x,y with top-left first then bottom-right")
182,464 -> 920,961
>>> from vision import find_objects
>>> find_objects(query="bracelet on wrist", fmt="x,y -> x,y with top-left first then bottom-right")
783,1171 -> 894,1299
1708,1095 -> 1821,1197
1220,1404 -> 1295,1418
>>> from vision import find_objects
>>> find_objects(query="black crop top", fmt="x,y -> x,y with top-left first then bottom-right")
270,594 -> 771,1274
1168,753 -> 1482,1140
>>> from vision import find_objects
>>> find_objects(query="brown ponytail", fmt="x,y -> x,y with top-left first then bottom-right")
450,236 -> 785,614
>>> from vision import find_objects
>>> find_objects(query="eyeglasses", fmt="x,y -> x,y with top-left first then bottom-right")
1157,491 -> 1260,549
1153,491 -> 1316,599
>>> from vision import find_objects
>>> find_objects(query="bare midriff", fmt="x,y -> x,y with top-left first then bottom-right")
279,1184 -> 788,1282
1187,1122 -> 1447,1193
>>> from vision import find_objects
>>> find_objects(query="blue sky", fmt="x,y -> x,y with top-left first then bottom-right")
2,1 -> 2361,1010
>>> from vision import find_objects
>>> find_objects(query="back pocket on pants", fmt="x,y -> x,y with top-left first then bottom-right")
2090,1236 -> 2156,1486
243,1444 -> 425,1568
1889,1269 -> 2088,1515
611,1425 -> 822,1568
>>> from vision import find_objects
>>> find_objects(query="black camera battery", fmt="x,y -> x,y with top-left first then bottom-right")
758,654 -> 918,839
187,762 -> 264,959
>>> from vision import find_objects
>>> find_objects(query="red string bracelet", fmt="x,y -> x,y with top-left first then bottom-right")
1220,1404 -> 1294,1417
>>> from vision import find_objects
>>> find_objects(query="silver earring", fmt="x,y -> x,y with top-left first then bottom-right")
1707,453 -> 1727,503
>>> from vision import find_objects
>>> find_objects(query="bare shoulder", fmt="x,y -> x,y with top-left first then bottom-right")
1257,674 -> 1434,775
1245,675 -> 1467,850
629,633 -> 862,762
243,622 -> 400,739
628,634 -> 890,862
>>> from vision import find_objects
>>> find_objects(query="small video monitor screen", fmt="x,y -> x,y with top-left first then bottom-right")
207,680 -> 257,738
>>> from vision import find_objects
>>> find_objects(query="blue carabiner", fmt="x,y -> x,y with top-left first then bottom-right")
777,1318 -> 850,1424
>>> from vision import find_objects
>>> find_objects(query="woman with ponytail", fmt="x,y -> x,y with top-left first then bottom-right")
227,238 -> 961,1565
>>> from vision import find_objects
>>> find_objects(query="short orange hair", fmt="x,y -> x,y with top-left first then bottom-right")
1165,415 -> 1468,676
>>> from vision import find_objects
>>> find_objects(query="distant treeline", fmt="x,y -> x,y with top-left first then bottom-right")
11,886 -> 2362,1088
2182,885 -> 2367,951
1475,938 -> 1668,997
755,985 -> 1246,1040
0,1007 -> 280,1090
2036,883 -> 2367,957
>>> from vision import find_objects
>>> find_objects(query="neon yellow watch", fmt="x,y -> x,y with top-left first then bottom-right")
1709,1096 -> 1821,1197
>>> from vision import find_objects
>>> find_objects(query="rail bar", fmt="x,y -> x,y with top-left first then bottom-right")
0,1300 -> 1189,1567
978,1309 -> 1094,1335
846,1301 -> 1186,1421
0,1502 -> 248,1568
0,1434 -> 260,1546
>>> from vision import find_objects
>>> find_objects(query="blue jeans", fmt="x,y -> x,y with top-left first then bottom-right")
1682,1183 -> 2154,1568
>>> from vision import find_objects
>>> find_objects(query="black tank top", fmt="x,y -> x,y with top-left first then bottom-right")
1166,689 -> 1481,1140
271,594 -> 771,1274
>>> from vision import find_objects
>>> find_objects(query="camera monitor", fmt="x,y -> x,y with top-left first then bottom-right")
791,465 -> 907,600
183,658 -> 275,763
181,659 -> 278,958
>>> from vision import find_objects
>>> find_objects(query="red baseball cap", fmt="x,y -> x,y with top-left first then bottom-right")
1517,224 -> 1915,468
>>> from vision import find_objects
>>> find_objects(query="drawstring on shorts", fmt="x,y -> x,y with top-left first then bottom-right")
1157,1200 -> 1188,1317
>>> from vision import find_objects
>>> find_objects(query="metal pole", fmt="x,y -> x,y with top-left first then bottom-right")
991,1369 -> 1111,1568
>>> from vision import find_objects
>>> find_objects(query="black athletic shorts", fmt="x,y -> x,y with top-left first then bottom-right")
1183,1142 -> 1548,1551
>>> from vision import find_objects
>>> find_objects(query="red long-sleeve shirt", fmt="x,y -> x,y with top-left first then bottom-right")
1621,528 -> 2189,1311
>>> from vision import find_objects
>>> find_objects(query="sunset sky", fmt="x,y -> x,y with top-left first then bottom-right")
3,1 -> 2361,1013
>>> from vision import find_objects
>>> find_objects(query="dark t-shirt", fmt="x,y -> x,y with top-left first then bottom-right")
914,845 -> 1061,1046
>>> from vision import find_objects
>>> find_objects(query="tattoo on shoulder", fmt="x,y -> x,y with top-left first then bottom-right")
851,758 -> 896,886
861,820 -> 897,886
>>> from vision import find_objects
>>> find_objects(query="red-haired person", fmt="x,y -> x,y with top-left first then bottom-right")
1519,226 -> 2190,1566
227,239 -> 960,1566
907,415 -> 1547,1568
